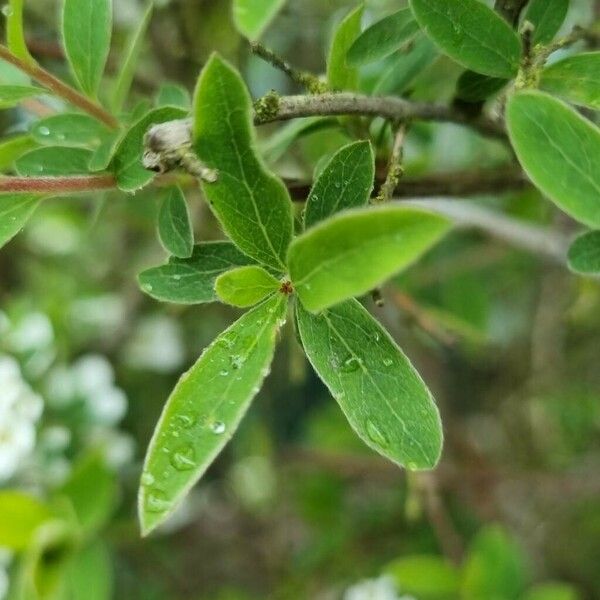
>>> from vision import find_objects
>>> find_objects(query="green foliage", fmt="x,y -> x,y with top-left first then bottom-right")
0,491 -> 53,550
567,230 -> 600,275
385,555 -> 460,599
524,583 -> 581,600
232,0 -> 286,40
304,140 -> 374,228
297,299 -> 443,469
347,9 -> 419,67
139,293 -> 288,535
289,205 -> 450,312
506,91 -> 600,228
62,0 -> 112,98
327,4 -> 363,91
409,0 -> 521,78
157,186 -> 194,259
215,265 -> 280,307
66,541 -> 113,600
6,0 -> 34,65
523,0 -> 569,46
31,113 -> 109,147
455,71 -> 507,103
0,193 -> 41,248
193,54 -> 293,271
0,85 -> 44,108
16,146 -> 94,176
540,53 -> 600,109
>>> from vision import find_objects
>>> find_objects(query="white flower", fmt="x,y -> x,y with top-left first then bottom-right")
0,418 -> 36,481
73,355 -> 114,396
40,426 -> 71,452
86,387 -> 127,425
46,365 -> 77,408
344,576 -> 406,600
8,313 -> 53,352
102,432 -> 135,470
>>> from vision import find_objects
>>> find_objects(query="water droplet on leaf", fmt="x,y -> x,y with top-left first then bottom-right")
210,421 -> 226,435
37,125 -> 50,136
145,489 -> 170,513
366,420 -> 389,448
140,472 -> 155,486
340,355 -> 361,373
170,444 -> 196,471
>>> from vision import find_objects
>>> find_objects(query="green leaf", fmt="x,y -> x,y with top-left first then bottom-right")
462,525 -> 527,600
62,0 -> 112,97
215,265 -> 280,307
193,54 -> 293,271
0,193 -> 41,248
0,134 -> 38,172
67,541 -> 113,600
111,106 -> 187,192
409,0 -> 521,78
506,91 -> 600,228
138,241 -> 257,304
156,83 -> 191,109
523,583 -> 581,600
304,140 -> 374,229
232,0 -> 286,40
455,71 -> 507,102
372,35 -> 438,95
16,146 -> 94,176
0,85 -> 44,108
88,131 -> 120,172
157,186 -> 194,259
327,4 -> 364,91
567,230 -> 600,275
0,490 -> 53,550
297,299 -> 443,469
110,2 -> 153,112
58,452 -> 117,536
6,0 -> 35,65
347,9 -> 419,66
385,555 -> 461,599
524,0 -> 569,45
138,292 -> 287,535
288,205 -> 450,313
539,52 -> 600,110
31,113 -> 109,147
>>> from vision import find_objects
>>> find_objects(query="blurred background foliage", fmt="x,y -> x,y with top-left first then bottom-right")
0,0 -> 599,598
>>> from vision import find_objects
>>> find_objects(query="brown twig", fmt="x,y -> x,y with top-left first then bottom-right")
375,124 -> 407,203
0,174 -> 117,194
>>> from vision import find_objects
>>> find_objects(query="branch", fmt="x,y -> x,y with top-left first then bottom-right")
0,174 -> 117,194
402,198 -> 570,264
0,44 -> 119,130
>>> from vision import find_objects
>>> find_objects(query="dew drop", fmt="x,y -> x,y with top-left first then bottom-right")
175,412 -> 195,429
372,332 -> 380,342
383,358 -> 393,367
37,125 -> 50,136
140,472 -> 155,486
145,489 -> 170,513
170,444 -> 196,471
334,181 -> 341,189
366,420 -> 389,448
56,133 -> 66,141
219,369 -> 229,376
230,354 -> 244,369
339,355 -> 361,373
406,461 -> 418,471
143,283 -> 153,292
210,421 -> 226,435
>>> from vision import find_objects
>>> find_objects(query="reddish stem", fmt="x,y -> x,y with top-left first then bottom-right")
0,174 -> 117,194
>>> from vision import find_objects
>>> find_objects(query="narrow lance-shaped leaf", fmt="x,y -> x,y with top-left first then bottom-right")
157,186 -> 194,259
0,135 -> 38,172
506,91 -> 600,228
409,0 -> 521,78
304,140 -> 374,229
6,0 -> 35,65
524,0 -> 569,46
215,265 -> 280,307
540,52 -> 600,110
16,147 -> 94,176
567,231 -> 600,275
138,241 -> 258,305
327,5 -> 363,91
232,0 -> 286,40
138,293 -> 288,535
31,113 -> 109,147
347,9 -> 419,67
0,85 -> 44,108
0,194 -> 41,249
289,205 -> 451,313
193,54 -> 293,271
62,0 -> 112,97
297,299 -> 443,469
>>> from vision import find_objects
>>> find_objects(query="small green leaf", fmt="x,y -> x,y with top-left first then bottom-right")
0,85 -> 44,108
0,134 -> 38,172
409,0 -> 521,78
506,91 -> 600,228
157,186 -> 194,259
62,0 -> 112,97
138,292 -> 287,535
347,9 -> 419,66
373,35 -> 438,95
327,4 -> 364,91
16,146 -> 94,176
110,2 -> 153,112
304,140 -> 374,229
156,83 -> 191,109
455,71 -> 507,102
67,541 -> 113,600
6,0 -> 35,65
193,54 -> 293,271
297,299 -> 442,469
232,0 -> 286,40
111,106 -> 187,192
88,132 -> 120,172
215,265 -> 280,307
524,0 -> 569,45
0,193 -> 41,248
138,241 -> 257,304
385,555 -> 461,599
0,490 -> 53,550
462,525 -> 527,600
31,113 -> 109,147
524,583 -> 581,600
288,205 -> 450,313
540,52 -> 600,110
567,230 -> 600,275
